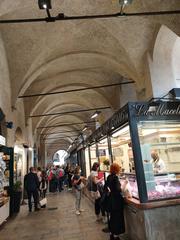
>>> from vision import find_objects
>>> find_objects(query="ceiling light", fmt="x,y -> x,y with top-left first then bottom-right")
38,0 -> 52,10
112,125 -> 129,137
82,126 -> 88,132
119,0 -> 133,6
91,110 -> 101,119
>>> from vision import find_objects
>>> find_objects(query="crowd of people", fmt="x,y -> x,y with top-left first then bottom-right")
24,162 -> 130,240
24,164 -> 74,212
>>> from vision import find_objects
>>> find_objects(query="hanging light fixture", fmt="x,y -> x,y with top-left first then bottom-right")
38,0 -> 52,10
91,110 -> 101,119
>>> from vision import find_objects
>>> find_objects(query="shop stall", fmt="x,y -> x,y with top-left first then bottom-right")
86,101 -> 180,240
0,136 -> 14,225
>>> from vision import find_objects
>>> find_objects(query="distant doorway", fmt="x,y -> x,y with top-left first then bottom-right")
52,150 -> 68,166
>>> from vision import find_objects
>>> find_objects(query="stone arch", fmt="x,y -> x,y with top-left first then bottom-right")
18,51 -> 136,100
148,25 -> 180,98
15,127 -> 23,143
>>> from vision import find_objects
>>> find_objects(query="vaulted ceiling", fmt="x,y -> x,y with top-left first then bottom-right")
0,0 -> 180,154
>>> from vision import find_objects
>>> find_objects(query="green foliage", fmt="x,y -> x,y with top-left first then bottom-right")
103,159 -> 110,166
13,181 -> 22,192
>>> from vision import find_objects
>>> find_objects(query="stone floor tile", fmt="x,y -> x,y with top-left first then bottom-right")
0,191 -> 112,240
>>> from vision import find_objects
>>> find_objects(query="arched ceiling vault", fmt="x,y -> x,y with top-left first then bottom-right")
0,0 -> 180,154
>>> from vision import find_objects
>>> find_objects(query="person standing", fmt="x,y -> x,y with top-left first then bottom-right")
39,170 -> 48,198
106,163 -> 125,240
56,166 -> 64,192
24,167 -> 40,212
37,167 -> 42,182
72,166 -> 85,215
90,162 -> 104,221
151,151 -> 166,173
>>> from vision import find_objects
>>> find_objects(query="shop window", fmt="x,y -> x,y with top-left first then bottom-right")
111,125 -> 139,199
90,144 -> 98,167
97,138 -> 110,171
0,150 -> 10,210
138,121 -> 180,200
85,148 -> 90,177
111,126 -> 134,172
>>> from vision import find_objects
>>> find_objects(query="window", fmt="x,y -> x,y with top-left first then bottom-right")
111,125 -> 139,199
138,121 -> 180,200
90,144 -> 98,167
97,138 -> 110,171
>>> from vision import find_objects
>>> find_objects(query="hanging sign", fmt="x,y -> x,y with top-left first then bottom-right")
0,135 -> 6,146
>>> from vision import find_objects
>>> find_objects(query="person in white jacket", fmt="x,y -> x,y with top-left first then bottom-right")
151,152 -> 166,173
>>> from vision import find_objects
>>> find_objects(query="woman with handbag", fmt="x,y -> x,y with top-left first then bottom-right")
89,162 -> 104,222
72,166 -> 85,215
106,163 -> 126,240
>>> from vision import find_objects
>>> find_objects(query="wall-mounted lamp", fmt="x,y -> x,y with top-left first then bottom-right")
38,0 -> 52,9
91,110 -> 101,119
5,121 -> 13,129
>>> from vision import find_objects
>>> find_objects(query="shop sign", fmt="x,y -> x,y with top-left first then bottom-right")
133,102 -> 180,117
87,105 -> 129,143
0,135 -> 6,146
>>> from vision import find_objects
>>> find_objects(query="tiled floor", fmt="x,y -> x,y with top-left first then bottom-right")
0,190 -> 115,240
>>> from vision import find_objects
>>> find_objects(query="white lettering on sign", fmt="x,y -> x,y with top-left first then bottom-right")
135,104 -> 180,116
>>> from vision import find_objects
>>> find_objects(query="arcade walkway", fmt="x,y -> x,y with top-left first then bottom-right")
0,190 -> 127,240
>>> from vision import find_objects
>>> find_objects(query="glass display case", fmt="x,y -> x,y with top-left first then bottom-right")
137,120 -> 180,201
119,173 -> 139,199
120,172 -> 180,201
86,101 -> 180,203
110,125 -> 140,199
111,125 -> 135,173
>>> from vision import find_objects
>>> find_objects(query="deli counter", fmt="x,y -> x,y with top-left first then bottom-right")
120,172 -> 180,201
86,101 -> 180,240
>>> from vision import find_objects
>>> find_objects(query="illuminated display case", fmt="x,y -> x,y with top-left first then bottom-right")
86,101 -> 180,203
128,101 -> 180,202
138,120 -> 180,201
120,172 -> 180,201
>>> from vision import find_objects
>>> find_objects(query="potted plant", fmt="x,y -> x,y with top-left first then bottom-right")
103,159 -> 110,170
13,181 -> 22,213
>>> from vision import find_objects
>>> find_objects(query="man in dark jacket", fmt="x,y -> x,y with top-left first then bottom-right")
24,167 -> 40,212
